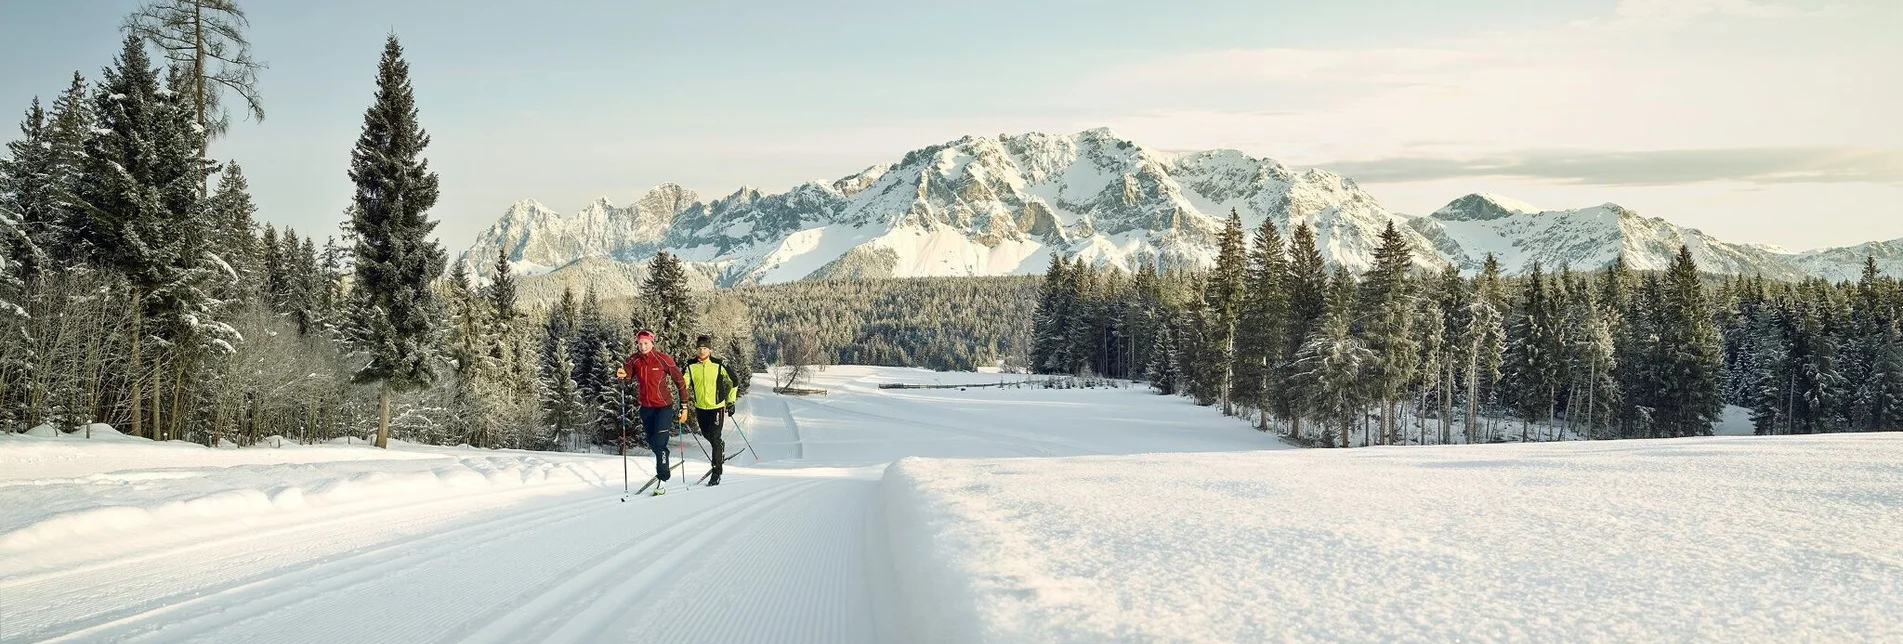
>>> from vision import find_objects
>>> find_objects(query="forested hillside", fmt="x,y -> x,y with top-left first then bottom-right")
731,275 -> 1038,372
1031,212 -> 1903,446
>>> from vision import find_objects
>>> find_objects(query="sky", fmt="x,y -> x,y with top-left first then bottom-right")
1,0 -> 1898,254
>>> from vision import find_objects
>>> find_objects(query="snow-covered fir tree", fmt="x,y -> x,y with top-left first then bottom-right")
1355,221 -> 1417,445
1203,209 -> 1248,414
342,35 -> 448,449
642,249 -> 693,355
1232,216 -> 1287,430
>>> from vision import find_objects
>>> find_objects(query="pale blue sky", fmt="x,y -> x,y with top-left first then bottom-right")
2,0 -> 1898,253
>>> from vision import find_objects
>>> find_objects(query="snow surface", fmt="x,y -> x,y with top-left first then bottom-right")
881,434 -> 1903,643
0,367 -> 1278,642
3,367 -> 1891,642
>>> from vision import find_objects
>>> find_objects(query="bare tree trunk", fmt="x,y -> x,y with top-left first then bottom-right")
1464,359 -> 1478,444
376,386 -> 391,449
130,300 -> 143,439
169,357 -> 187,443
194,0 -> 209,198
1441,366 -> 1454,445
1586,360 -> 1597,440
151,353 -> 165,442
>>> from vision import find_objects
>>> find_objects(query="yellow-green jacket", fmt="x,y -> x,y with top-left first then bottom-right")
683,356 -> 740,411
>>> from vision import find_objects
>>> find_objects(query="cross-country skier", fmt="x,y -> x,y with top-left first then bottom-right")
683,334 -> 741,486
621,329 -> 689,495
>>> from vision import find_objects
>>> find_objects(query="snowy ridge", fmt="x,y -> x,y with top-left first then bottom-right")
461,129 -> 1446,287
463,130 -> 1899,285
1411,201 -> 1821,278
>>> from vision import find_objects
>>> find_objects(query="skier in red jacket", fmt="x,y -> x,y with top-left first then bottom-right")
621,329 -> 689,493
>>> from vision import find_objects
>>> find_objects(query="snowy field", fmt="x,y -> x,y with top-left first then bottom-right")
881,435 -> 1903,642
2,366 -> 1897,642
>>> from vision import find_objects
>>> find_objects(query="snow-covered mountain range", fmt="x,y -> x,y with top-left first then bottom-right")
459,128 -> 1900,287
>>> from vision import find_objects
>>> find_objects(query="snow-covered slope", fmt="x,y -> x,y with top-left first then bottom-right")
881,433 -> 1903,642
1410,194 -> 1815,279
461,131 -> 1900,285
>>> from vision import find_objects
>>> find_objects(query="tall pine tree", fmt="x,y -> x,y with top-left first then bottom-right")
343,35 -> 447,449
642,250 -> 692,354
1651,246 -> 1724,437
1281,221 -> 1328,440
1233,216 -> 1287,429
1204,209 -> 1249,414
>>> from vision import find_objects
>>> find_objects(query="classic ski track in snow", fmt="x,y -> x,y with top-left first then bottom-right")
29,484 -> 616,642
3,368 -> 1284,643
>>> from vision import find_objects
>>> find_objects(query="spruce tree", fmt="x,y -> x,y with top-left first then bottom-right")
207,162 -> 259,294
1030,253 -> 1069,373
343,35 -> 447,449
1234,216 -> 1287,428
643,250 -> 692,354
1282,222 -> 1328,440
487,247 -> 518,327
75,38 -> 220,439
1571,286 -> 1619,438
294,235 -> 322,334
34,72 -> 91,265
541,336 -> 585,450
1464,254 -> 1507,443
1748,293 -> 1793,434
594,338 -> 630,444
1432,265 -> 1469,444
1204,209 -> 1249,413
1064,259 -> 1102,375
1355,221 -> 1416,444
1291,268 -> 1371,448
1504,263 -> 1560,439
1847,256 -> 1889,429
1862,318 -> 1903,430
1,98 -> 56,284
1651,246 -> 1725,437
1146,313 -> 1179,395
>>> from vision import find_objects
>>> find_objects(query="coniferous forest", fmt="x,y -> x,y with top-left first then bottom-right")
731,275 -> 1037,372
1030,210 -> 1903,446
0,23 -> 744,452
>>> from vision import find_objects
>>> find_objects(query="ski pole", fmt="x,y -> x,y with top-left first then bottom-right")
619,377 -> 629,499
687,425 -> 714,480
730,415 -> 761,463
678,406 -> 688,490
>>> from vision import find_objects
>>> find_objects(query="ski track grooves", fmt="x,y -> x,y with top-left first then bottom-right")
3,461 -> 598,587
29,477 -> 869,644
452,480 -> 818,644
31,485 -> 615,643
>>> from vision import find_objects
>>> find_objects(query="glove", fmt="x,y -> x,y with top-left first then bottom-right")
676,408 -> 689,424
724,403 -> 735,417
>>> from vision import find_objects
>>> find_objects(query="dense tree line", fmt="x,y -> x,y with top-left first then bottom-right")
0,22 -> 746,453
1032,211 -> 1903,446
732,275 -> 1037,372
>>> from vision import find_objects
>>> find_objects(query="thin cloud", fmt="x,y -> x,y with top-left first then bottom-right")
1322,147 -> 1903,185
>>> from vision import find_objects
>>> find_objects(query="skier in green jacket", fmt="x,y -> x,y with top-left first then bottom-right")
683,334 -> 741,485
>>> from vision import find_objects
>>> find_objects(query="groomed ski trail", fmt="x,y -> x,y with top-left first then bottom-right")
32,473 -> 885,644
5,367 -> 1278,643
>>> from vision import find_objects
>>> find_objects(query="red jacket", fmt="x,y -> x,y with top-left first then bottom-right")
624,349 -> 687,409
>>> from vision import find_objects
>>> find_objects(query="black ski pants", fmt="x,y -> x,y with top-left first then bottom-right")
695,407 -> 726,479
